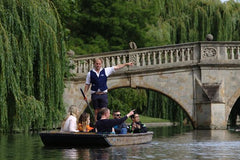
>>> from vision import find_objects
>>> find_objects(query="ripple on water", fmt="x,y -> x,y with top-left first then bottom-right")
2,127 -> 240,160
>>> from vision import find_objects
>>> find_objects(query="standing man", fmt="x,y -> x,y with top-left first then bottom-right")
84,58 -> 133,122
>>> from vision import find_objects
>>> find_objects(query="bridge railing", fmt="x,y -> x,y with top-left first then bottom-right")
70,42 -> 240,76
226,46 -> 240,60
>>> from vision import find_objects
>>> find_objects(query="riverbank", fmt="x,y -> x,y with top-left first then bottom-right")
145,122 -> 175,127
126,122 -> 174,127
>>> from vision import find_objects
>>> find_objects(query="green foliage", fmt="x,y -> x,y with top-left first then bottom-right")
52,0 -> 240,54
52,0 -> 158,54
0,0 -> 66,132
108,88 -> 147,115
144,90 -> 189,124
108,88 -> 187,123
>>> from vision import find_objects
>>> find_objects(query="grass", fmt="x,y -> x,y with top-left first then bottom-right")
125,115 -> 170,123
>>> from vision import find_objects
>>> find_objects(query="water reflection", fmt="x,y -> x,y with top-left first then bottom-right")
2,126 -> 240,160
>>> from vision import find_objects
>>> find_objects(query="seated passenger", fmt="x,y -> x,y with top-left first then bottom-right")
96,108 -> 135,134
128,113 -> 147,133
78,112 -> 94,132
112,110 -> 127,134
60,105 -> 79,132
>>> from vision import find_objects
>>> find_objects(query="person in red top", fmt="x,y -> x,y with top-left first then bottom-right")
78,112 -> 94,132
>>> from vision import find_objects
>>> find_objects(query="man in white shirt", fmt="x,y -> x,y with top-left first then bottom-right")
84,58 -> 133,122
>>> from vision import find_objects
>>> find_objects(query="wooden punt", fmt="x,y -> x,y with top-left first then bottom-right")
39,131 -> 153,147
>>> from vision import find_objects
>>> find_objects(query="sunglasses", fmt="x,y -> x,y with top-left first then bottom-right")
114,114 -> 121,117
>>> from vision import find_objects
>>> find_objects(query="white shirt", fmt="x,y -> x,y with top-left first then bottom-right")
85,67 -> 115,94
60,115 -> 79,132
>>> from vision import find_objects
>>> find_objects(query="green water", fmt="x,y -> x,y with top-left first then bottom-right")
1,126 -> 240,160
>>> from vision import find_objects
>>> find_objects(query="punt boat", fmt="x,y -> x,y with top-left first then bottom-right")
39,131 -> 153,147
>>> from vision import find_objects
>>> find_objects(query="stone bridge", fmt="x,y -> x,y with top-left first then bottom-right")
63,41 -> 240,129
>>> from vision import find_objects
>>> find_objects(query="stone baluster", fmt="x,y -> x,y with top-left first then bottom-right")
176,49 -> 179,62
232,47 -> 236,59
153,51 -> 156,65
231,47 -> 234,60
187,48 -> 191,61
78,60 -> 82,74
76,60 -> 80,74
238,46 -> 240,60
123,55 -> 126,64
170,50 -> 173,63
227,47 -> 231,59
164,51 -> 168,64
136,53 -> 140,66
147,52 -> 151,65
81,60 -> 86,73
234,47 -> 238,59
142,53 -> 146,66
158,51 -> 162,64
181,49 -> 185,61
117,56 -> 121,65
83,60 -> 87,73
106,57 -> 110,67
111,56 -> 115,66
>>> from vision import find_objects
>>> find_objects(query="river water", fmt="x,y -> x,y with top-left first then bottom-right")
1,126 -> 240,160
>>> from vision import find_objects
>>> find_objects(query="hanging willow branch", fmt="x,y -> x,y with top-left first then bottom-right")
0,0 -> 66,132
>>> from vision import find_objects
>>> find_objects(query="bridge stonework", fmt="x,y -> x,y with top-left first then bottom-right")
63,41 -> 240,129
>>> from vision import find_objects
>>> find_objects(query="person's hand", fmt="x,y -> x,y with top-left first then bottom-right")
127,109 -> 135,117
127,62 -> 134,66
132,122 -> 137,129
82,95 -> 87,101
136,124 -> 141,129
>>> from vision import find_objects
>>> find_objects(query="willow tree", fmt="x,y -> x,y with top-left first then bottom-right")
0,0 -> 66,132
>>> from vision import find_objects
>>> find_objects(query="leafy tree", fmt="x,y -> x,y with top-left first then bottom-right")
0,0 -> 66,132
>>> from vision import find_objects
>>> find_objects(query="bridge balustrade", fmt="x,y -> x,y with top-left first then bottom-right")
71,42 -> 240,76
227,46 -> 240,60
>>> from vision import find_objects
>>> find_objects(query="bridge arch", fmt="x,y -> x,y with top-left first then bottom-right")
227,87 -> 240,115
107,81 -> 195,127
226,88 -> 240,127
64,41 -> 240,129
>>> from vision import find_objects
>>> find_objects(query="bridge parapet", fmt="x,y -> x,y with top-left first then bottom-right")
71,42 -> 240,77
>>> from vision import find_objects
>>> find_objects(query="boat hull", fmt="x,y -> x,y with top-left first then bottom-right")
106,132 -> 153,146
39,131 -> 153,147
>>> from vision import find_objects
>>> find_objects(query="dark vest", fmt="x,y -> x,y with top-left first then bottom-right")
90,69 -> 108,91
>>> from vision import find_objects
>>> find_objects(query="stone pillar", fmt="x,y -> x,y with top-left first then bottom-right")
196,103 -> 211,129
211,103 -> 226,129
196,103 -> 226,129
